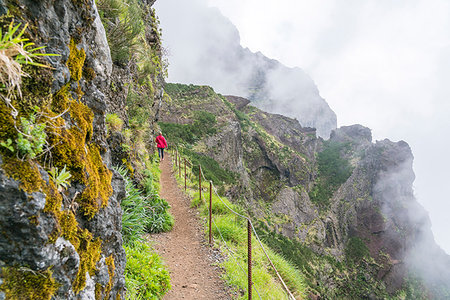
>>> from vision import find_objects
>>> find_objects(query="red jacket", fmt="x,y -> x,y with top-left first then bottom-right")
155,135 -> 167,148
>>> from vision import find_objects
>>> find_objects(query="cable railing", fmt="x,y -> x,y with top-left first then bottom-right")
170,146 -> 297,300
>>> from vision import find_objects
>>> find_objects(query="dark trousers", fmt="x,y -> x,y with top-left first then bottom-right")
158,148 -> 164,160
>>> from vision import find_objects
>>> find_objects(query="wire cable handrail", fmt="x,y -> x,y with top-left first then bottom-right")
171,145 -> 296,300
211,217 -> 263,300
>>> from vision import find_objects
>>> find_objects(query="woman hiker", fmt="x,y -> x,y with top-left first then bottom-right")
155,132 -> 167,161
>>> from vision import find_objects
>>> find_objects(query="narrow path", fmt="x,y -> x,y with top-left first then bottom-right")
147,154 -> 232,299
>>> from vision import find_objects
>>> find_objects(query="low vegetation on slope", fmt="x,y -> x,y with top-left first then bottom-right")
159,82 -> 437,299
170,151 -> 308,299
116,158 -> 173,299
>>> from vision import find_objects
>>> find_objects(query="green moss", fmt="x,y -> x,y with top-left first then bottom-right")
0,266 -> 59,299
78,144 -> 113,218
47,93 -> 112,219
2,156 -> 45,193
73,229 -> 102,293
67,38 -> 86,81
95,283 -> 102,300
0,101 -> 17,157
82,66 -> 96,81
104,255 -> 115,298
51,83 -> 71,113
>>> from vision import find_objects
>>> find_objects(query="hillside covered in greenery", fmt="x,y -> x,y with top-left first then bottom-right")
0,0 -> 449,299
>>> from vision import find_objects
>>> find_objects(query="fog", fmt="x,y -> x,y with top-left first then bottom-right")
203,0 -> 450,256
155,0 -> 450,256
154,0 -> 337,137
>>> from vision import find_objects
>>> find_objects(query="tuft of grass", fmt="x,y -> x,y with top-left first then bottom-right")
116,165 -> 173,243
106,113 -> 124,133
97,0 -> 144,65
212,215 -> 246,244
124,241 -> 171,300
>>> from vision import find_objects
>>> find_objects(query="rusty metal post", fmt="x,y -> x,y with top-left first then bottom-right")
184,158 -> 187,191
178,155 -> 181,177
209,181 -> 212,245
175,149 -> 178,167
248,219 -> 252,300
199,165 -> 202,203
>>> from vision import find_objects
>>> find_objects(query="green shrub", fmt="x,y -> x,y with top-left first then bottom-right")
345,237 -> 369,263
159,110 -> 217,146
116,166 -> 173,243
184,149 -> 237,187
16,113 -> 47,159
309,141 -> 353,208
125,241 -> 171,299
106,113 -> 124,133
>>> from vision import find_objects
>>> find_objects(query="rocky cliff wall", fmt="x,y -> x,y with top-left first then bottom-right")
161,84 -> 450,298
0,1 -> 126,298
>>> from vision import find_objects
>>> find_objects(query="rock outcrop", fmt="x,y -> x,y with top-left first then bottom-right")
0,1 -> 126,298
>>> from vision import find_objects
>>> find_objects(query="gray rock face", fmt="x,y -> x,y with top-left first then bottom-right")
0,158 -> 57,269
0,0 -> 125,298
330,124 -> 372,144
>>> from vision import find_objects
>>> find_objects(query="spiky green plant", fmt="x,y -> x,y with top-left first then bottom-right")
48,165 -> 72,191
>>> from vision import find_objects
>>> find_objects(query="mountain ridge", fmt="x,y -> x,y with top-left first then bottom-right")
160,82 -> 450,298
155,0 -> 337,137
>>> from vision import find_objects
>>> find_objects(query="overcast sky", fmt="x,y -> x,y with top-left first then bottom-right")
156,0 -> 450,254
203,0 -> 450,255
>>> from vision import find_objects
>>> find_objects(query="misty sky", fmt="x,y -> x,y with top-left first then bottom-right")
155,0 -> 450,254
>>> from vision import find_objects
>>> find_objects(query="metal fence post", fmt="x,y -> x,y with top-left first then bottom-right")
178,155 -> 181,177
199,165 -> 202,203
209,181 -> 212,245
184,158 -> 187,191
248,219 -> 252,300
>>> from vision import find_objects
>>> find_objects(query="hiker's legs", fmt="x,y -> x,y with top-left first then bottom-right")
158,148 -> 163,160
161,148 -> 164,160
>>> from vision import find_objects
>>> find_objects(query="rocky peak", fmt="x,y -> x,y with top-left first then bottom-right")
330,124 -> 372,144
155,0 -> 337,138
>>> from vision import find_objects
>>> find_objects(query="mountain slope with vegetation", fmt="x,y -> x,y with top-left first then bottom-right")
0,0 -> 449,299
160,83 -> 450,299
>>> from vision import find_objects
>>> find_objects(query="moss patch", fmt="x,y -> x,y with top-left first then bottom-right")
67,39 -> 86,81
0,266 -> 59,300
2,156 -> 45,193
72,229 -> 102,293
104,255 -> 115,298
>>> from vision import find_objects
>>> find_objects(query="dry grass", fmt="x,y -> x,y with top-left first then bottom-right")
0,21 -> 56,116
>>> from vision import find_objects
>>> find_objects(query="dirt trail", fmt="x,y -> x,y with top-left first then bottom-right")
147,154 -> 232,299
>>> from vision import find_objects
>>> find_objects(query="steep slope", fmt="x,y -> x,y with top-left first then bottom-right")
159,83 -> 450,299
155,0 -> 337,138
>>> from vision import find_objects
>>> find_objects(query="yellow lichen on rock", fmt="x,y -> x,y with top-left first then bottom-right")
104,255 -> 115,298
2,156 -> 45,193
67,38 -> 86,81
73,229 -> 102,293
0,266 -> 59,300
